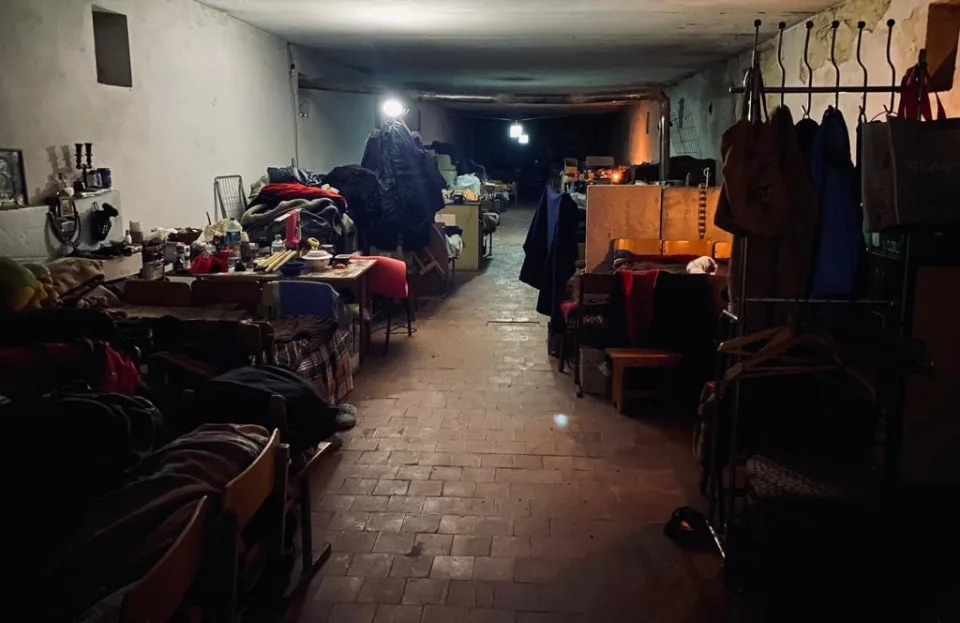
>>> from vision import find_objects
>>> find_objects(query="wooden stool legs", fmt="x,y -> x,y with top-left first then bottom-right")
611,360 -> 625,414
606,348 -> 682,415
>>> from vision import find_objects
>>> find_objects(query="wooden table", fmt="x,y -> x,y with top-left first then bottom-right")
193,259 -> 375,359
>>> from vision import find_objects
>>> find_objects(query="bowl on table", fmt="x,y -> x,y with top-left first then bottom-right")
279,260 -> 306,277
302,250 -> 332,272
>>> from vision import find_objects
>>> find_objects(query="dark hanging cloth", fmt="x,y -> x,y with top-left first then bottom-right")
413,132 -> 449,197
795,117 -> 820,177
325,165 -> 386,250
519,187 -> 579,330
361,121 -> 445,250
810,107 -> 861,297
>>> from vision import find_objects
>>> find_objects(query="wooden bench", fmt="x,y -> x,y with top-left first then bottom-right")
606,348 -> 682,414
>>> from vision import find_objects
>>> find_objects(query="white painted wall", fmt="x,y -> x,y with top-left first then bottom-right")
296,90 -> 378,173
0,0 -> 296,229
410,101 -> 453,146
667,0 -> 959,178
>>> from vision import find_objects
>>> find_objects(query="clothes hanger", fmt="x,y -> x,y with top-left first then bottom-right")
815,365 -> 877,402
830,20 -> 841,109
717,325 -> 791,356
777,22 -> 786,109
802,21 -> 814,119
723,327 -> 876,400
733,331 -> 838,377
856,20 -> 869,124
886,19 -> 897,115
722,331 -> 843,387
745,19 -> 767,124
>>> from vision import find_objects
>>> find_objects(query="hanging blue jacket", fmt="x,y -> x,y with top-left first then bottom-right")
810,107 -> 861,297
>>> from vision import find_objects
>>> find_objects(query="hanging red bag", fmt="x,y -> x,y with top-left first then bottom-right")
896,62 -> 948,121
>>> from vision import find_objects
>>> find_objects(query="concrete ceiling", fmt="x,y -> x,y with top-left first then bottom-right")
203,0 -> 839,94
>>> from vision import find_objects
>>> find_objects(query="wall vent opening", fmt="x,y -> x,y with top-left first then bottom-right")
92,7 -> 132,87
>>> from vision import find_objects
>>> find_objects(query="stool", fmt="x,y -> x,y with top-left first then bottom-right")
606,348 -> 682,414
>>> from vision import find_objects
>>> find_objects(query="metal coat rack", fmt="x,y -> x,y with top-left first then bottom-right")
673,18 -> 928,571
731,19 -> 907,99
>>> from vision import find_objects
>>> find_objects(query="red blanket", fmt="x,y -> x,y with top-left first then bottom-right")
256,183 -> 347,209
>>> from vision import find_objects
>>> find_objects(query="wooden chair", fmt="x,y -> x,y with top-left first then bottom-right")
606,348 -> 682,414
560,272 -> 618,397
124,280 -> 192,306
712,241 -> 732,261
192,279 -> 263,309
119,496 -> 210,623
613,238 -> 661,255
662,240 -> 713,257
252,397 -> 336,601
217,427 -> 287,623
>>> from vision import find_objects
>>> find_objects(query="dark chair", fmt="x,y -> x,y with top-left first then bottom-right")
559,272 -> 619,397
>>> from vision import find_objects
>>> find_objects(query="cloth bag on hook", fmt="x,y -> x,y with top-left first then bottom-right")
861,64 -> 960,231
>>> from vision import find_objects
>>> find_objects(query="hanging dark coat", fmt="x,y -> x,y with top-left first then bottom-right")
361,122 -> 445,250
520,187 -> 579,330
325,165 -> 386,249
810,107 -> 861,297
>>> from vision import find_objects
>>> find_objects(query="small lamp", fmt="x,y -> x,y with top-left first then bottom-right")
381,98 -> 406,119
518,134 -> 530,145
509,122 -> 523,139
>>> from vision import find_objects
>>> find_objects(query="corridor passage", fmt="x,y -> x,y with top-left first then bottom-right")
303,207 -> 731,623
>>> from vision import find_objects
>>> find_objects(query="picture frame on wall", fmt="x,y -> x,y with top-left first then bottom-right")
0,148 -> 28,208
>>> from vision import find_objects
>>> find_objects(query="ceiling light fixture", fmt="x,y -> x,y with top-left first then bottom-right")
381,98 -> 406,119
518,134 -> 530,145
509,122 -> 523,139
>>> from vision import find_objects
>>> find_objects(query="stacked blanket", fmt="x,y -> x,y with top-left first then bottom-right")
242,182 -> 356,253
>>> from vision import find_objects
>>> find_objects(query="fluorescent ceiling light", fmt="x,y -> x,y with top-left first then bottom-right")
518,134 -> 530,145
381,98 -> 405,118
509,122 -> 523,138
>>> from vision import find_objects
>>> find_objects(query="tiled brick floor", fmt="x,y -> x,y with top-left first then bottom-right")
299,207 -> 736,622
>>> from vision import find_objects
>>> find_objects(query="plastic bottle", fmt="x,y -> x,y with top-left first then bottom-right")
225,219 -> 242,247
271,234 -> 285,254
223,219 -> 242,266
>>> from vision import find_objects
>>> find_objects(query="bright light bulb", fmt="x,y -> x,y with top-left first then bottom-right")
509,122 -> 523,138
381,98 -> 405,118
518,134 -> 530,145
